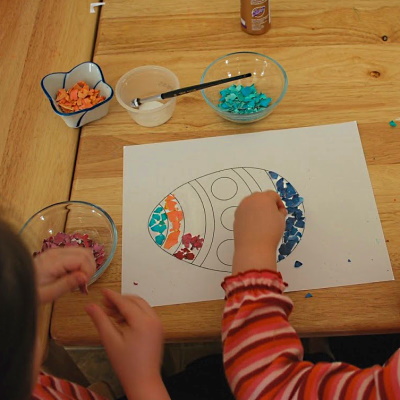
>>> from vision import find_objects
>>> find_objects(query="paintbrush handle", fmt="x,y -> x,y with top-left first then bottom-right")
132,72 -> 252,107
161,72 -> 252,99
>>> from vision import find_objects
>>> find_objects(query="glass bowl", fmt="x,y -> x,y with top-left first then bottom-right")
200,51 -> 288,123
19,201 -> 118,285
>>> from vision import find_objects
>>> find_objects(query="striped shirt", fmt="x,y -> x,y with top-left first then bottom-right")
32,373 -> 107,400
222,270 -> 400,399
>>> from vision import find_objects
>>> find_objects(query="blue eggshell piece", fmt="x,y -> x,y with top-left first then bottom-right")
155,234 -> 166,245
294,261 -> 303,268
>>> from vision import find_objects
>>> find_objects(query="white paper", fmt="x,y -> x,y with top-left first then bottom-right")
122,121 -> 393,306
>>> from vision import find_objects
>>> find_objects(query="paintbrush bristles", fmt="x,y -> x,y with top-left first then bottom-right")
131,98 -> 141,109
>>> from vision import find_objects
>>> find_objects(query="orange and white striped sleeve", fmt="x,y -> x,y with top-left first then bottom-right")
222,270 -> 400,400
32,373 -> 108,400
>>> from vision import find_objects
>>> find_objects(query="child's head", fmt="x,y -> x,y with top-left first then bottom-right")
0,219 -> 37,400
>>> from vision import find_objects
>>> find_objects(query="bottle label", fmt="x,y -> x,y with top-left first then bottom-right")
252,6 -> 266,18
251,0 -> 267,4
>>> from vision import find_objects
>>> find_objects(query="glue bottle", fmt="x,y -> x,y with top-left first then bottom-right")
240,0 -> 271,35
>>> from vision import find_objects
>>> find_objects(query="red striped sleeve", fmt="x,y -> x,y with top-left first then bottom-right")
32,373 -> 107,400
221,270 -> 400,400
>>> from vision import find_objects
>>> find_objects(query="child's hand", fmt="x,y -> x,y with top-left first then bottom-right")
232,190 -> 287,274
34,247 -> 96,303
86,290 -> 170,400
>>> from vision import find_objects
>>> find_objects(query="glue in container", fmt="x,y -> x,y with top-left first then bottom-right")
240,0 -> 271,35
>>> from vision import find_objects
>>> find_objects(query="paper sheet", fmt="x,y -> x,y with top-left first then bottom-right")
122,121 -> 393,306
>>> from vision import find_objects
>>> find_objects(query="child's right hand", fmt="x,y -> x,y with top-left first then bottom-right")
232,190 -> 287,275
86,290 -> 170,400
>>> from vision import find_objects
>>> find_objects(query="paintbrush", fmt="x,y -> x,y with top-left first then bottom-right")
131,72 -> 252,109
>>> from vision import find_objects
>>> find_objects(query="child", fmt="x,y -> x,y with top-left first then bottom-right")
0,219 -> 171,400
0,218 -> 113,400
221,191 -> 400,399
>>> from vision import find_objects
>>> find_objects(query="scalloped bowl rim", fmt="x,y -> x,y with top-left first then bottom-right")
19,200 -> 118,284
40,61 -> 114,117
200,51 -> 288,119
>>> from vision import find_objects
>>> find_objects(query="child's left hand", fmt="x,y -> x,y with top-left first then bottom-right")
34,247 -> 96,303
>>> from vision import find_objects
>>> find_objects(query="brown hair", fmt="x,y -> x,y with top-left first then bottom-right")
0,219 -> 37,400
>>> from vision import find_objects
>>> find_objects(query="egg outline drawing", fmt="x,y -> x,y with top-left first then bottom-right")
148,167 -> 305,272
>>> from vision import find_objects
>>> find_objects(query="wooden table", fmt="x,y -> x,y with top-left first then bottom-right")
51,0 -> 400,346
0,0 -> 99,354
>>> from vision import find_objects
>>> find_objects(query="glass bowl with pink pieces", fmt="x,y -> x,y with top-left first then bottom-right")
19,201 -> 118,285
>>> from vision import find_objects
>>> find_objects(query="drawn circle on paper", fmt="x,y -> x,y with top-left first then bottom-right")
211,177 -> 238,200
217,239 -> 234,266
220,206 -> 237,231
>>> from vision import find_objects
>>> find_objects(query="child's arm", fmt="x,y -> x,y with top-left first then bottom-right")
222,191 -> 400,399
86,289 -> 171,400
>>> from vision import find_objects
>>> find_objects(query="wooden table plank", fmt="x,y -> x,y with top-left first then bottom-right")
95,2 -> 400,55
0,0 -> 99,227
51,0 -> 400,345
0,0 -> 99,355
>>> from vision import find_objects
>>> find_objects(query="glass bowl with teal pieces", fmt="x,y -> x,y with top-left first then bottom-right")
19,201 -> 118,285
200,51 -> 288,123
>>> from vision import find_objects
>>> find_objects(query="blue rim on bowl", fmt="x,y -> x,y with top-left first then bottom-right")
200,51 -> 288,122
19,200 -> 118,285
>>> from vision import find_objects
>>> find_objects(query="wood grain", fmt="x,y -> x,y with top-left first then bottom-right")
95,2 -> 400,54
0,0 -> 99,354
51,0 -> 400,345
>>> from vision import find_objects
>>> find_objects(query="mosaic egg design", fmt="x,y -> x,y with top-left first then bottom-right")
148,167 -> 305,272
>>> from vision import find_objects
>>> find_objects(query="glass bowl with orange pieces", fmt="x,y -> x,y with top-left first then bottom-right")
41,61 -> 114,128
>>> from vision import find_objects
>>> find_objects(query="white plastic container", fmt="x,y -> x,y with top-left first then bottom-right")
115,65 -> 180,127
